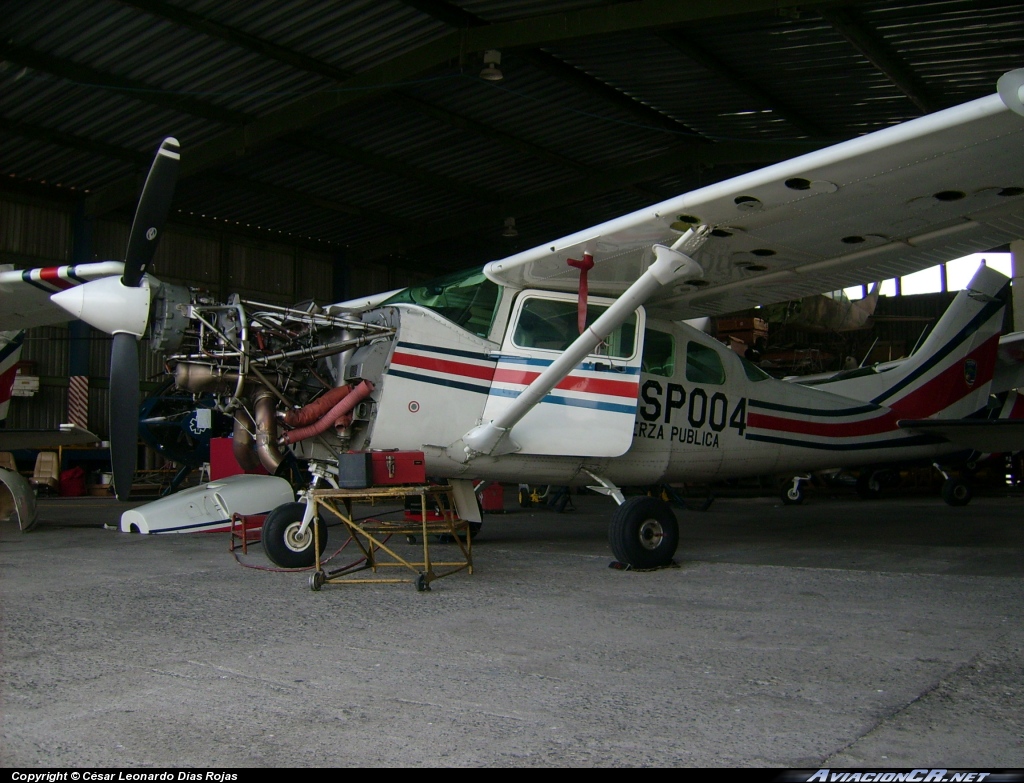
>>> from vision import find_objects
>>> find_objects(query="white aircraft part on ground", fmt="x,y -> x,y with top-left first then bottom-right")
0,467 -> 37,532
120,474 -> 294,534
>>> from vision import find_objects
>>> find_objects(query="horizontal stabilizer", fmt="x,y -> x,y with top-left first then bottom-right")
897,418 -> 1024,454
994,331 -> 1024,394
0,424 -> 100,450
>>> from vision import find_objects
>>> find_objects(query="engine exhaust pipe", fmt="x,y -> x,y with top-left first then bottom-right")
174,363 -> 246,396
253,387 -> 285,474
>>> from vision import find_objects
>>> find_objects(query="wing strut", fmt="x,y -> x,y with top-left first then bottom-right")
462,226 -> 710,458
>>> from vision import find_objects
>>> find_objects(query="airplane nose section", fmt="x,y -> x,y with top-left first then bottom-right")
51,276 -> 152,337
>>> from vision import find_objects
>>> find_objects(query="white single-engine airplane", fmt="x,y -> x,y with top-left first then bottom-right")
3,70 -> 1024,570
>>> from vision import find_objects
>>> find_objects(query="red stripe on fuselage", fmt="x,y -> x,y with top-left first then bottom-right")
747,409 -> 900,438
887,334 -> 999,418
390,351 -> 495,381
493,367 -> 639,398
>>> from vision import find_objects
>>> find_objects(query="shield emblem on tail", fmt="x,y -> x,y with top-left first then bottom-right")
964,358 -> 978,387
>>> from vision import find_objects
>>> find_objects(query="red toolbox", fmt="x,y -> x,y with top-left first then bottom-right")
370,450 -> 427,485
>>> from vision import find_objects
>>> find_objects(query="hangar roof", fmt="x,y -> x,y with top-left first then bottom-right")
1,0 -> 1022,278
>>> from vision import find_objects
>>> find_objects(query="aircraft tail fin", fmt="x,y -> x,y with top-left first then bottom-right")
809,266 -> 1009,421
0,330 -> 25,425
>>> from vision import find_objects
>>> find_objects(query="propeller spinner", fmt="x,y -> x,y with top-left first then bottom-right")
52,137 -> 181,500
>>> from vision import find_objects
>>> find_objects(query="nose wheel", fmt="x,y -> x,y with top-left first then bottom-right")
262,501 -> 327,569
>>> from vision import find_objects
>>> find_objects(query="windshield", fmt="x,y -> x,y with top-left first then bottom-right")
382,267 -> 501,338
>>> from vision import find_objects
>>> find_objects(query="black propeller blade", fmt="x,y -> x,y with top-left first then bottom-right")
110,136 -> 180,501
110,332 -> 141,501
122,137 -> 180,288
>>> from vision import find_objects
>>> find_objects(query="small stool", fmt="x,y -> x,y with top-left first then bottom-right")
229,513 -> 266,554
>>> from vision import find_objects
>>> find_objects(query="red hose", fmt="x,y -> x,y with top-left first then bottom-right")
282,384 -> 351,427
280,380 -> 374,445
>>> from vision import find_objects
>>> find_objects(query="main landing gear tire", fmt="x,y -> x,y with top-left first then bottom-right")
781,482 -> 804,505
262,502 -> 327,569
518,486 -> 533,508
941,478 -> 973,507
856,471 -> 882,500
608,496 -> 679,570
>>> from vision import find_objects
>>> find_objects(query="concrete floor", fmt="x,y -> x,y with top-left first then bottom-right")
1,488 -> 1022,767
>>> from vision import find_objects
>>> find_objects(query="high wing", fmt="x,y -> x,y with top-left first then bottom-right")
485,70 -> 1024,320
0,262 -> 125,331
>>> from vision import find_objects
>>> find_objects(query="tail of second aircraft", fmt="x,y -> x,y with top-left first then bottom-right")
805,265 -> 1009,421
0,330 -> 25,426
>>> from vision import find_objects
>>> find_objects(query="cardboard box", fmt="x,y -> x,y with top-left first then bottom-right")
716,316 -> 767,333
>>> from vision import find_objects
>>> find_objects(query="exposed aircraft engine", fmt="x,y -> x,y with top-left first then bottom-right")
166,297 -> 395,474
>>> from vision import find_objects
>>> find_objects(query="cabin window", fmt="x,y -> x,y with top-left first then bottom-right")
642,329 -> 674,377
382,267 -> 500,338
685,341 -> 725,385
512,297 -> 636,358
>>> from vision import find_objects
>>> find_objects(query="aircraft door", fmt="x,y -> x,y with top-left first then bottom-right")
481,290 -> 644,457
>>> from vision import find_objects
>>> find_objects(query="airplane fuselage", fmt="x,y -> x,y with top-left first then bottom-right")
316,289 -> 956,490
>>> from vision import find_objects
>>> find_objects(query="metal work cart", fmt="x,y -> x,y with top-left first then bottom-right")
308,484 -> 472,591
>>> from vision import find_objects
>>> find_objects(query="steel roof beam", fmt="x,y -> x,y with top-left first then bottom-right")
290,135 -> 501,205
0,41 -> 248,127
656,31 -> 829,138
350,137 -> 821,263
116,0 -> 356,85
818,6 -> 949,114
86,0 -> 834,215
0,117 -> 147,166
196,172 -> 417,228
403,0 -> 706,141
116,0 -> 655,204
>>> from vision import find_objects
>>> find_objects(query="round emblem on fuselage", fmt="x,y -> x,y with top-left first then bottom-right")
408,401 -> 420,413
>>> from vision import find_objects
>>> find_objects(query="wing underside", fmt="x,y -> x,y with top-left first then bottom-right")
485,85 -> 1024,320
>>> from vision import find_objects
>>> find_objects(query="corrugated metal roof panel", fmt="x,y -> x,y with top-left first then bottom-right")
1,0 -> 1022,273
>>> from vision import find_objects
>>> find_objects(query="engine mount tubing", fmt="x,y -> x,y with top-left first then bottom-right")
282,384 -> 351,427
253,387 -> 285,473
280,380 -> 373,446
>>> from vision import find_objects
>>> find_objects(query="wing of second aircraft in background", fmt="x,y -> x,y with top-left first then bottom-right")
0,262 -> 125,331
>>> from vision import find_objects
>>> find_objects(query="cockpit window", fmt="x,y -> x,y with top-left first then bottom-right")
685,341 -> 725,385
382,267 -> 500,338
512,297 -> 636,358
